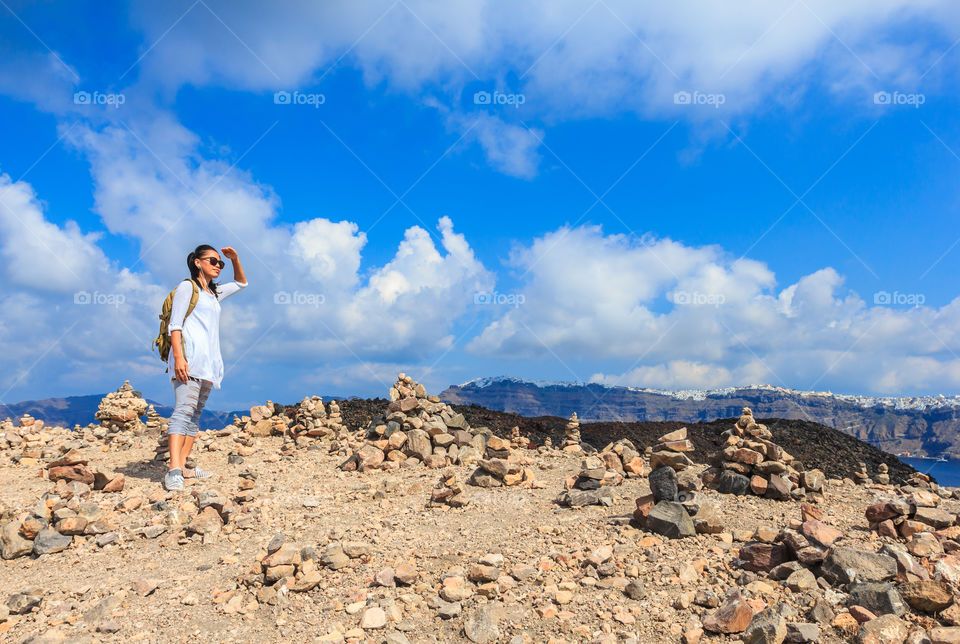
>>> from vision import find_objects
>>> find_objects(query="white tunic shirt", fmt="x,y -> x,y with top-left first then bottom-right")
167,279 -> 246,389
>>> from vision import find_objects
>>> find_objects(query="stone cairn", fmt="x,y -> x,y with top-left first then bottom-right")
562,412 -> 582,454
430,470 -> 470,508
283,397 -> 351,454
649,427 -> 695,471
0,415 -> 76,463
876,462 -> 891,485
94,381 -> 148,445
701,407 -> 825,501
557,455 -> 619,508
634,431 -> 721,540
509,426 -> 529,450
339,373 -> 488,472
0,449 -> 129,561
467,435 -> 537,488
865,474 -> 958,546
144,405 -> 168,435
598,438 -> 645,477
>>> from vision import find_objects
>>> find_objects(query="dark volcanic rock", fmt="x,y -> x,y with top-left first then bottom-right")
822,547 -> 897,585
715,471 -> 751,495
645,501 -> 695,539
848,582 -> 907,617
649,466 -> 678,503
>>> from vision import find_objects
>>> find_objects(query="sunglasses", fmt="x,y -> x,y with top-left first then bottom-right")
199,256 -> 225,269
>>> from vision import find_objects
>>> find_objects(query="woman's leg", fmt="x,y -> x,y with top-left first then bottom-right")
181,379 -> 213,476
165,378 -> 201,489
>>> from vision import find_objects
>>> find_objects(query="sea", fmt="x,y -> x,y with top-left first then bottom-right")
900,457 -> 960,487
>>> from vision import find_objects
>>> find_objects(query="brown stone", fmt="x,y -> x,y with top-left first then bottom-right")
739,543 -> 790,572
702,592 -> 754,634
48,464 -> 94,485
48,449 -> 87,467
750,476 -> 768,496
899,580 -> 954,613
801,520 -> 842,547
800,503 -> 824,522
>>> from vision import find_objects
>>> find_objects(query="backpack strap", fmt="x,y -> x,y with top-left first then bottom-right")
177,279 -> 201,360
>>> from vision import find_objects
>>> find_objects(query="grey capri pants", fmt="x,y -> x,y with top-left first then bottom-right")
168,376 -> 213,437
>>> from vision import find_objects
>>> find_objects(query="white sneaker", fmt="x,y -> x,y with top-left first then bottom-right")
164,468 -> 184,490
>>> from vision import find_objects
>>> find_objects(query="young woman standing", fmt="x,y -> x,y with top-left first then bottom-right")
165,244 -> 247,491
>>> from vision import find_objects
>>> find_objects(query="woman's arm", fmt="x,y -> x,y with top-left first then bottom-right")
168,280 -> 193,383
222,246 -> 246,284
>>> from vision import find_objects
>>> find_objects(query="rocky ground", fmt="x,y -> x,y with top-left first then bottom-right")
0,381 -> 957,644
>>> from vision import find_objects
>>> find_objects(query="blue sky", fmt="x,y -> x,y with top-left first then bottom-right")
1,1 -> 959,410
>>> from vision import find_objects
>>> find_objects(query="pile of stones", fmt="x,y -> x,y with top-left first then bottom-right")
340,374 -> 489,472
0,415 -> 76,462
557,456 -> 620,508
649,427 -> 695,471
865,483 -> 959,544
0,474 -> 126,560
854,461 -> 891,485
725,504 -> 960,642
285,397 -> 351,452
45,449 -> 124,492
634,465 -> 721,539
597,439 -> 645,477
430,471 -> 469,508
239,535 -> 382,604
232,401 -> 290,438
144,405 -> 168,435
467,436 -> 537,488
94,381 -> 148,443
562,413 -> 583,455
702,407 -> 826,500
509,426 -> 529,450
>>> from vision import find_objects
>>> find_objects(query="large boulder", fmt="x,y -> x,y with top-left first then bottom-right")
822,547 -> 897,585
645,501 -> 695,539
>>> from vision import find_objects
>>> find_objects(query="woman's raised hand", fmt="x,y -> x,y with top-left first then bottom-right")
221,246 -> 238,260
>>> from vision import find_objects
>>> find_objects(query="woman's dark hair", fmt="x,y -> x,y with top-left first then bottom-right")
187,244 -> 220,298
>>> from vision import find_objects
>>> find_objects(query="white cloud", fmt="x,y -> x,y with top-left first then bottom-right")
470,224 -> 960,395
111,1 -> 960,178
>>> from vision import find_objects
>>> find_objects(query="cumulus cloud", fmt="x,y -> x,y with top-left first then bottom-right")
0,174 -> 163,394
112,0 -> 960,178
469,224 -> 960,395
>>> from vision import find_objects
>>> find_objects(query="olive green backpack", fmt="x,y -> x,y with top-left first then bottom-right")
152,279 -> 200,362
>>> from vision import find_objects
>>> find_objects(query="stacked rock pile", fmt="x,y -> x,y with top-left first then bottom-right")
876,462 -> 891,485
557,456 -> 619,508
339,374 -> 489,472
467,436 -> 537,488
232,401 -> 291,438
282,397 -> 354,456
562,413 -> 583,454
649,427 -> 695,471
702,407 -> 826,501
430,470 -> 469,508
866,482 -> 960,545
144,405 -> 168,435
45,449 -> 124,492
239,535 -> 383,604
723,504 -> 960,641
634,464 -> 721,539
94,381 -> 148,443
0,415 -> 76,463
597,439 -> 645,477
510,426 -> 529,450
0,462 -> 129,561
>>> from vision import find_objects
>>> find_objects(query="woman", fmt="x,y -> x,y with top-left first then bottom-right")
164,244 -> 247,491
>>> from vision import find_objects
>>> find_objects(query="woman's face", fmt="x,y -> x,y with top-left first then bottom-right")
195,251 -> 224,281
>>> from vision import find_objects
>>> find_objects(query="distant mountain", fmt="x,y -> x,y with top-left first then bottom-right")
0,394 -> 244,431
440,377 -> 960,459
